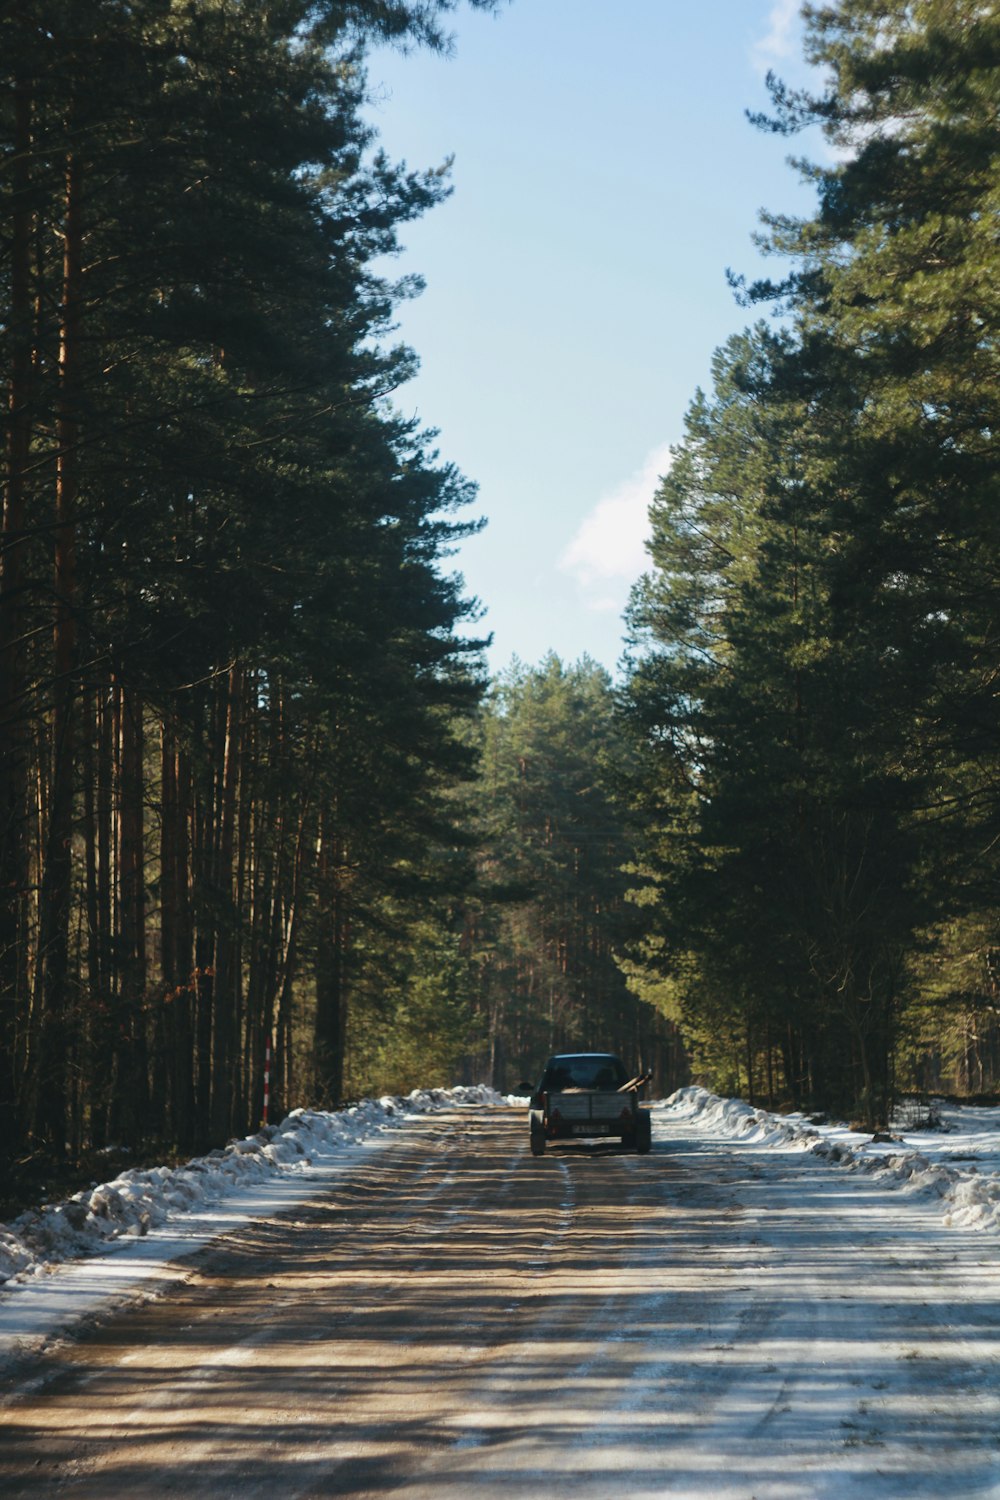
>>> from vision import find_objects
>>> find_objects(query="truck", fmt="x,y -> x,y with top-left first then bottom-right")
528,1051 -> 652,1155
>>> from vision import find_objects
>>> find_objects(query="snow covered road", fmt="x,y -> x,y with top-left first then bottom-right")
1,1102 -> 999,1498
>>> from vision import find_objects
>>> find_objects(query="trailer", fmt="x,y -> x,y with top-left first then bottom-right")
528,1051 -> 652,1155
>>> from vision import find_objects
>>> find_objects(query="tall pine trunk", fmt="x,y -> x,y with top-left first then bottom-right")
113,680 -> 148,1140
314,809 -> 348,1107
35,146 -> 83,1151
0,79 -> 34,1157
160,716 -> 196,1148
210,663 -> 242,1142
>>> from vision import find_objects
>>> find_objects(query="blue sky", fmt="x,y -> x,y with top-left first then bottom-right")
366,0 -> 820,677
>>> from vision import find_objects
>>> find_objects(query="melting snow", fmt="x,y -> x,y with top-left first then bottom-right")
0,1085 -> 504,1367
3,1082 -> 1000,1378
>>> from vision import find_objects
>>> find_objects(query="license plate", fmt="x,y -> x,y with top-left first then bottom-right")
573,1122 -> 610,1135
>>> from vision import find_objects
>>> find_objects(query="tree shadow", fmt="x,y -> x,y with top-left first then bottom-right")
1,1107 -> 999,1499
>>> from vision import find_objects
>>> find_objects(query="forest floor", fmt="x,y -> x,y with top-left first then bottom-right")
1,1096 -> 999,1498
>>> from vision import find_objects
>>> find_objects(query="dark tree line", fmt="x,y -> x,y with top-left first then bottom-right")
618,0 -> 1000,1122
0,0 -> 498,1169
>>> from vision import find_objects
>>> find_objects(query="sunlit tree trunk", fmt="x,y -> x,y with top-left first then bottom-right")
315,808 -> 349,1106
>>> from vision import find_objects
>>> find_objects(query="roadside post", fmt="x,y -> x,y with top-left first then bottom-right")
262,1033 -> 272,1127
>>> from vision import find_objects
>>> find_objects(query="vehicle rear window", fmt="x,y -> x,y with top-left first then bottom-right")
542,1055 -> 627,1090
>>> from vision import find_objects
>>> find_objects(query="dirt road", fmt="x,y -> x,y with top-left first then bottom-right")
1,1104 -> 999,1499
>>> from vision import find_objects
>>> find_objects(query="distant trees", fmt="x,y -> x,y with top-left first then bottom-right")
618,0 -> 1000,1119
0,0 -> 495,1166
461,656 -> 684,1091
328,653 -> 683,1101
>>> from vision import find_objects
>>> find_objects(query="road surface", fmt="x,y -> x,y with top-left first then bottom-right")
1,1103 -> 999,1498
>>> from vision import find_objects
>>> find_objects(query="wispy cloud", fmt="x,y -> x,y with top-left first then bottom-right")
750,2 -> 843,160
751,0 -> 802,76
559,444 -> 672,613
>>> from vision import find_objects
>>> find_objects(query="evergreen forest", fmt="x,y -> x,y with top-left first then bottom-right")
620,0 -> 1000,1125
2,0 -> 999,1189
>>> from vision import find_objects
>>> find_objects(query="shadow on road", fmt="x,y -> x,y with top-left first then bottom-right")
1,1106 -> 999,1499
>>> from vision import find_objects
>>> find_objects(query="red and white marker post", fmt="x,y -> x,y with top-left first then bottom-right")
262,1033 -> 272,1127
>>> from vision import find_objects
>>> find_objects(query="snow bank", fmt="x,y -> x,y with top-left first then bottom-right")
660,1085 -> 1000,1234
663,1086 -> 821,1150
0,1084 -> 502,1289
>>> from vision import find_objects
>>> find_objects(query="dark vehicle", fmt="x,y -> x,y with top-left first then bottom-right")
528,1051 -> 652,1155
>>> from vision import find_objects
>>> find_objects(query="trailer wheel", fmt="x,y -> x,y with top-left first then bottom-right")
635,1114 -> 652,1154
530,1129 -> 546,1156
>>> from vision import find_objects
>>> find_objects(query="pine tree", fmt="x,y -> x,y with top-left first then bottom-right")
618,0 -> 1000,1117
1,0 -> 496,1164
620,324 -> 932,1120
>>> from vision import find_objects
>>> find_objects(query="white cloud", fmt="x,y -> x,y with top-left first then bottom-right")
751,0 -> 802,75
558,443 -> 671,610
750,3 -> 846,162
